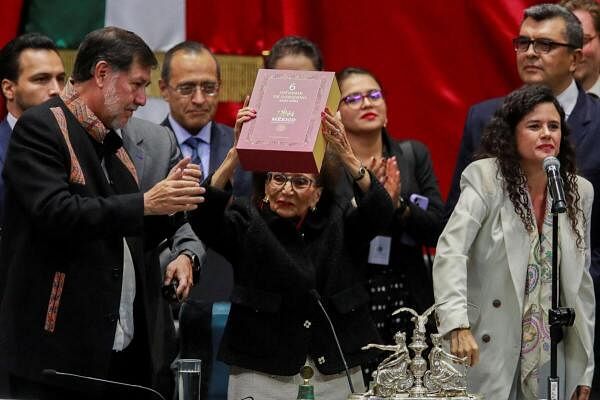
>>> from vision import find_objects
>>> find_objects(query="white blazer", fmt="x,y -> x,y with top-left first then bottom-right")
433,158 -> 595,399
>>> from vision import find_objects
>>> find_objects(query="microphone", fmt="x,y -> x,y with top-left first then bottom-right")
309,289 -> 355,394
543,156 -> 567,213
42,368 -> 166,400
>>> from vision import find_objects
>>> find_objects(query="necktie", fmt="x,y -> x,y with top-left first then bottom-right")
184,136 -> 204,180
104,130 -> 138,194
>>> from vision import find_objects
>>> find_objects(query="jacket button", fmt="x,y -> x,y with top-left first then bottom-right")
317,356 -> 325,364
112,267 -> 120,279
303,320 -> 312,329
482,334 -> 491,343
492,299 -> 501,308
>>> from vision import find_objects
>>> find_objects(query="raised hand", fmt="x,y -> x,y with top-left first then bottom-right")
384,156 -> 401,207
321,107 -> 372,192
233,95 -> 256,145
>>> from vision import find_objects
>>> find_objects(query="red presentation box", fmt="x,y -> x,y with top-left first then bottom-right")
236,69 -> 341,173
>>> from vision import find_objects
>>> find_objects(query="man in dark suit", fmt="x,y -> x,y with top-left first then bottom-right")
158,40 -> 252,397
0,27 -> 203,399
0,33 -> 65,225
445,4 -> 600,397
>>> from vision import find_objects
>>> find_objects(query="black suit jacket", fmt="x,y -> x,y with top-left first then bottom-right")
335,130 -> 444,315
0,97 -> 177,385
187,176 -> 393,375
445,87 -> 600,278
0,118 -> 11,225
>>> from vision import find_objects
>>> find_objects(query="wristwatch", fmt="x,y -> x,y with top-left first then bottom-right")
181,250 -> 201,282
398,196 -> 409,214
353,164 -> 367,181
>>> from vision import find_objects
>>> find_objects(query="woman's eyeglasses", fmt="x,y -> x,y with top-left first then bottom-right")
267,173 -> 314,191
340,89 -> 384,108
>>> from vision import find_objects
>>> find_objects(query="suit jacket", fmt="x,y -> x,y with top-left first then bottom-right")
0,118 -> 11,225
123,117 -> 206,267
446,86 -> 600,278
0,97 -> 178,386
434,158 -> 595,399
122,117 -> 206,396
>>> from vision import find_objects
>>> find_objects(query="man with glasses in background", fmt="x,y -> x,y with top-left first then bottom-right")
158,40 -> 251,398
444,4 -> 600,399
561,0 -> 600,97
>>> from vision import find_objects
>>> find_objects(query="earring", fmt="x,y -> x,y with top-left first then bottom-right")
262,195 -> 270,204
310,205 -> 317,212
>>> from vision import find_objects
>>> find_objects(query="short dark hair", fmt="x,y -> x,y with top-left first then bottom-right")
265,36 -> 323,71
161,40 -> 221,83
72,26 -> 157,82
0,33 -> 58,83
523,3 -> 584,48
560,0 -> 600,35
335,66 -> 383,90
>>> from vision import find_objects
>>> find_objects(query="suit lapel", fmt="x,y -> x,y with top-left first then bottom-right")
209,123 -> 228,174
567,87 -> 591,144
500,197 -> 530,312
122,125 -> 146,182
0,119 -> 11,165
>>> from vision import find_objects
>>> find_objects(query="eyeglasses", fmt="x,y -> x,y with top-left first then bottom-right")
340,89 -> 384,108
267,173 -> 315,191
512,37 -> 576,54
584,34 -> 598,45
169,81 -> 219,96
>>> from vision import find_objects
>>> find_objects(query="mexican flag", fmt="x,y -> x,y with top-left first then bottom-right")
21,0 -> 185,50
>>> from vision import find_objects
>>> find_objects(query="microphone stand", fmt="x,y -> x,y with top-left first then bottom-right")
547,202 -> 575,400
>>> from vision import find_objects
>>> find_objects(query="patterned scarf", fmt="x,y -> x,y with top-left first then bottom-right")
520,193 -> 556,399
59,80 -> 139,184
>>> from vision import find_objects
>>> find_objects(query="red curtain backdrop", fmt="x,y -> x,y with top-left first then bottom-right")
2,0 -> 541,196
0,0 -> 23,117
188,0 -> 540,197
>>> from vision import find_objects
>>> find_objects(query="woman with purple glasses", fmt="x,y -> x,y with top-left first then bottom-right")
335,67 -> 444,383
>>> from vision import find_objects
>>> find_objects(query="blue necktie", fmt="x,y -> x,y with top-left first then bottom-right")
184,136 -> 204,180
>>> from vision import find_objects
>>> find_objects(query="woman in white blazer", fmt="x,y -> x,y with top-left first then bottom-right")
434,85 -> 594,400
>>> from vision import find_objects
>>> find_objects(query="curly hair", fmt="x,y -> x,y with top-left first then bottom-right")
477,85 -> 584,248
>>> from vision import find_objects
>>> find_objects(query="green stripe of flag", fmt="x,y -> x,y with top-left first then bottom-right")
22,0 -> 106,49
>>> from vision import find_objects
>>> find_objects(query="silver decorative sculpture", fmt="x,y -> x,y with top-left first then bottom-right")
348,304 -> 483,400
423,333 -> 468,396
362,332 -> 413,396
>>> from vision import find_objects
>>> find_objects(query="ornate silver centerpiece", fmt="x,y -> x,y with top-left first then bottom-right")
348,304 -> 483,400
